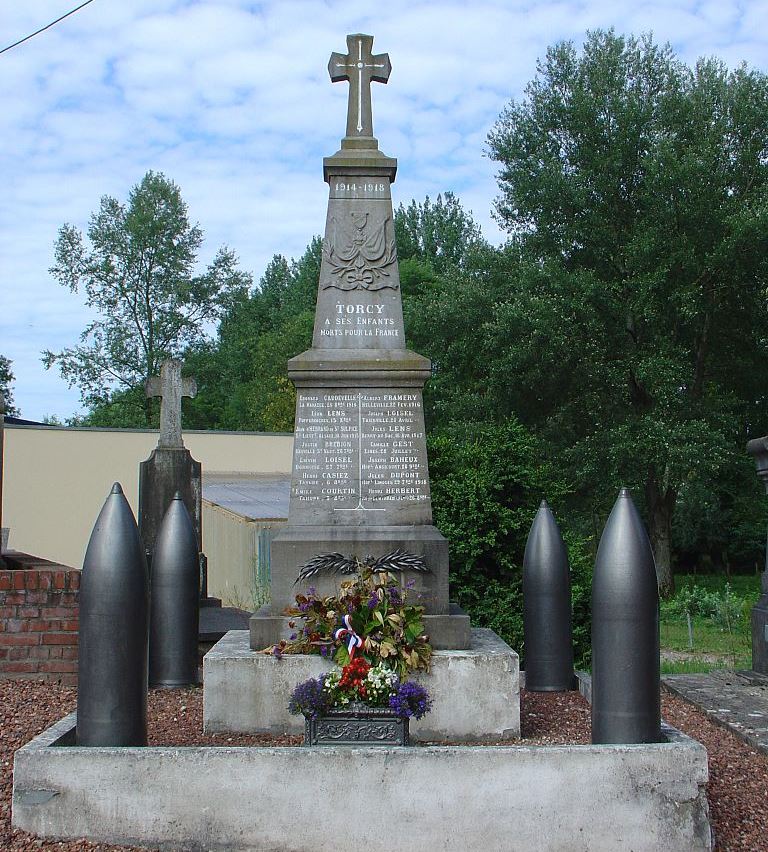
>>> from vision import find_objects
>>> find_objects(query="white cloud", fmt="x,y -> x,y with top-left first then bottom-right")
1,0 -> 766,419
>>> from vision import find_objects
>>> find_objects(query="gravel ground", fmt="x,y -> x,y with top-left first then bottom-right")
1,679 -> 765,850
661,689 -> 768,852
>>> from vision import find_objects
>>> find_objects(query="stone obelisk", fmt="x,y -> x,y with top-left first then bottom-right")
249,33 -> 469,650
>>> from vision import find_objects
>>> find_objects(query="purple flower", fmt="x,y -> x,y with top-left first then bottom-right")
299,601 -> 310,613
405,579 -> 416,590
367,592 -> 379,610
288,676 -> 329,720
389,680 -> 432,720
387,587 -> 402,606
271,645 -> 283,659
289,633 -> 297,641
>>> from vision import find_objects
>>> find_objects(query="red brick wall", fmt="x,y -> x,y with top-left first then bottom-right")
0,552 -> 79,686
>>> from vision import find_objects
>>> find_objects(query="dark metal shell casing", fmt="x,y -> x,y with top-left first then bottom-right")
77,483 -> 149,746
591,488 -> 661,744
523,500 -> 574,691
149,493 -> 200,687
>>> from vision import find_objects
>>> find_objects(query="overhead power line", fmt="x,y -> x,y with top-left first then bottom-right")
0,0 -> 96,57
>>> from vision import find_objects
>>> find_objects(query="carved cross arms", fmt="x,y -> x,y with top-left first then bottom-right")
145,359 -> 196,449
329,33 -> 391,140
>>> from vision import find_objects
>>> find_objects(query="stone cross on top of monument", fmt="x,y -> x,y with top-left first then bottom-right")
329,33 -> 391,143
145,359 -> 196,449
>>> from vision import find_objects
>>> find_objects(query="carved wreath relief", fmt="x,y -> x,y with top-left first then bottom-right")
322,212 -> 398,291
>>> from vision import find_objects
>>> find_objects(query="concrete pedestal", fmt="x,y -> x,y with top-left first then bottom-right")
249,603 -> 471,652
13,712 -> 712,851
752,594 -> 768,673
204,628 -> 519,741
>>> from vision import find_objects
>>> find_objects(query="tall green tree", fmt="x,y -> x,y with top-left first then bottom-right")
0,356 -> 19,416
186,238 -> 321,431
43,171 -> 251,424
487,31 -> 768,595
395,192 -> 485,275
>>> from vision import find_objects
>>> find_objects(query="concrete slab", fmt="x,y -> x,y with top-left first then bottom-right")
12,712 -> 712,852
203,628 -> 520,741
663,669 -> 768,755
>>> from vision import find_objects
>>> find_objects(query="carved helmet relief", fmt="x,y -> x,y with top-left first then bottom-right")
322,212 -> 398,291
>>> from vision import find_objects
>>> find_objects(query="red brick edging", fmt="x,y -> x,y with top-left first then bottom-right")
0,552 -> 79,685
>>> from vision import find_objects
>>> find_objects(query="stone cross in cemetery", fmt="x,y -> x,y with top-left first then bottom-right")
146,359 -> 197,449
250,33 -> 470,651
139,359 -> 203,572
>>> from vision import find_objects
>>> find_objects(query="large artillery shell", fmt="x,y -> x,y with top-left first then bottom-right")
523,500 -> 574,691
149,493 -> 200,687
591,488 -> 661,744
77,483 -> 149,746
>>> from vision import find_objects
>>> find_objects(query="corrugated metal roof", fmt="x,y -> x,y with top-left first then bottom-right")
203,473 -> 290,521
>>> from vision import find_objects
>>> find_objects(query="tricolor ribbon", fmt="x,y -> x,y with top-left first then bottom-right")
334,614 -> 363,659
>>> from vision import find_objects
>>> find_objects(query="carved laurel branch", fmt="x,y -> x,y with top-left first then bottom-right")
294,548 -> 429,585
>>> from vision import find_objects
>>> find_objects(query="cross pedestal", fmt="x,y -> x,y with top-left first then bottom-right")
139,359 -> 207,599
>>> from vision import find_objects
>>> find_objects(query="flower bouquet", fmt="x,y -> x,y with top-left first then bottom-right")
276,558 -> 434,745
268,558 -> 433,677
289,656 -> 432,746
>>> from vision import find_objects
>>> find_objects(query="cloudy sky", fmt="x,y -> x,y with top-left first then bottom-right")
2,0 -> 767,421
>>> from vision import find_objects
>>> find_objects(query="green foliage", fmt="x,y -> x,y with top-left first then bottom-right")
0,355 -> 19,416
660,574 -> 756,667
44,171 -> 251,424
394,192 -> 485,274
186,239 -> 321,431
662,574 -> 759,619
70,384 -> 153,428
486,30 -> 768,594
427,419 -> 593,666
248,311 -> 313,431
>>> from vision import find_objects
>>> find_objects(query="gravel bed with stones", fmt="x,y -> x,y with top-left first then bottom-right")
1,679 -> 765,850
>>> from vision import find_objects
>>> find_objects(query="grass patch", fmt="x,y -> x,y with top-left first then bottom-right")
659,573 -> 759,672
660,658 -> 750,675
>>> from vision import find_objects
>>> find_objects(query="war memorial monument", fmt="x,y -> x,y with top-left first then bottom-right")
11,33 -> 712,852
248,32 -> 468,652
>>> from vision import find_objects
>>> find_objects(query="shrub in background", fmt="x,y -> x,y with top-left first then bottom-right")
428,418 -> 593,668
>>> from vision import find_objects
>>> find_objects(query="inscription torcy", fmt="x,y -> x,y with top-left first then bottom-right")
320,303 -> 398,338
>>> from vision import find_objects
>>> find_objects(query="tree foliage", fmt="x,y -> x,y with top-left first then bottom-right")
428,419 -> 593,666
486,30 -> 768,594
43,171 -> 251,423
395,192 -> 485,274
185,239 -> 321,431
0,356 -> 19,416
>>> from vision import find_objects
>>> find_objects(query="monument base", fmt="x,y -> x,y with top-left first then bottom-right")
267,523 -> 451,611
204,628 -> 519,742
249,603 -> 470,651
13,707 -> 711,851
251,522 -> 466,646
